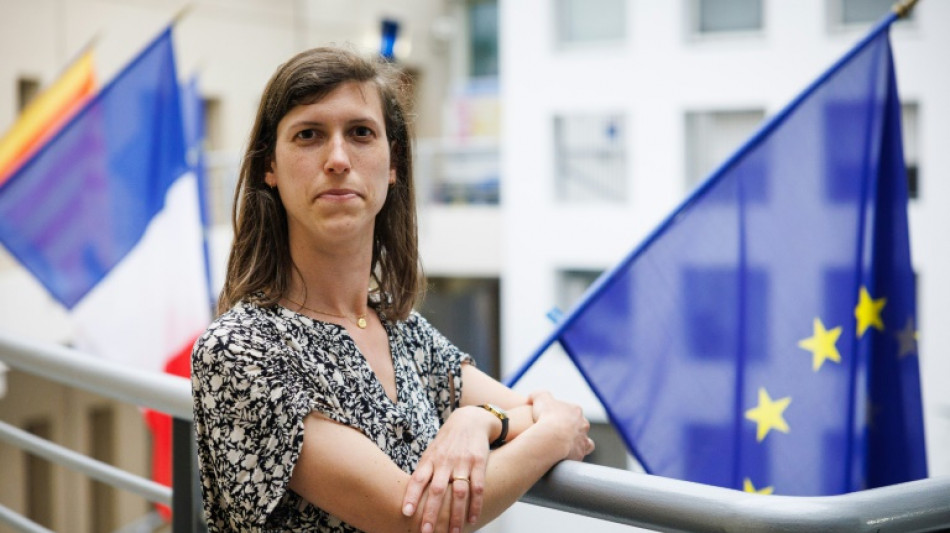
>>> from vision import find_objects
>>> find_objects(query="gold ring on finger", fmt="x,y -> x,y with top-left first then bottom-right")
452,475 -> 469,483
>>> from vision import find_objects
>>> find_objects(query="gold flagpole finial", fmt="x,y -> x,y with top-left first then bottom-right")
892,0 -> 920,18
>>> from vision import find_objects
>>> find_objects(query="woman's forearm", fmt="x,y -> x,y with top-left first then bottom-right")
463,419 -> 573,532
504,404 -> 533,441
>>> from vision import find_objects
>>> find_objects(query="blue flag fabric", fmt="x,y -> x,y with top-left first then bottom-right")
552,25 -> 926,495
0,28 -> 187,308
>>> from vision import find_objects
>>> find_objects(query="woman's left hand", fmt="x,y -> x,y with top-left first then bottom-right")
402,405 -> 495,533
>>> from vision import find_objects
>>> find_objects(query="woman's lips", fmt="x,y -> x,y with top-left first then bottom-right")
316,188 -> 361,201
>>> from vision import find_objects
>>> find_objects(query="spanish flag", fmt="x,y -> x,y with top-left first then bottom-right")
0,51 -> 96,185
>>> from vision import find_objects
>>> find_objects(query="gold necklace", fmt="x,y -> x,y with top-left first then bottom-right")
284,297 -> 368,329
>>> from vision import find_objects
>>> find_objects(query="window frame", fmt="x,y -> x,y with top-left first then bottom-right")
685,0 -> 766,40
684,107 -> 766,192
553,112 -> 629,204
553,0 -> 628,50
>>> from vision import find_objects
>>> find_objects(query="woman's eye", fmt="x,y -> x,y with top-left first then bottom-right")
353,126 -> 373,138
295,129 -> 316,141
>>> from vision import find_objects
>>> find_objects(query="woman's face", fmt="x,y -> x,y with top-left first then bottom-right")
265,80 -> 395,250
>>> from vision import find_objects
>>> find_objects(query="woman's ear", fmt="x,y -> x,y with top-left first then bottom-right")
265,158 -> 278,188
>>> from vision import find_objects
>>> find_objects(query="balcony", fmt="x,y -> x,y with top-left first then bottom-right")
415,137 -> 500,206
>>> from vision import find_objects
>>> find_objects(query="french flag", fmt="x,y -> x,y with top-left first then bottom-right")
0,26 -> 209,511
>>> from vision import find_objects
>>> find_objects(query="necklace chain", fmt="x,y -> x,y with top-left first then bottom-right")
284,297 -> 368,329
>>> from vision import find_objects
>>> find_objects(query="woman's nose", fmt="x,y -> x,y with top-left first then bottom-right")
324,136 -> 351,174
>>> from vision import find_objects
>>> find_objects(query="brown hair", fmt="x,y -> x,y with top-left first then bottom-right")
217,46 -> 422,320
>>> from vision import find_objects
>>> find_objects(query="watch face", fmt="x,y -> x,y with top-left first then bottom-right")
484,403 -> 507,419
484,403 -> 509,449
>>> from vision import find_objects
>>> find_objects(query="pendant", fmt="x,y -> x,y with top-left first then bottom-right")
357,316 -> 367,329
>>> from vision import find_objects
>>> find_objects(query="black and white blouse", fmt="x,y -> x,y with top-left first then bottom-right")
191,300 -> 471,532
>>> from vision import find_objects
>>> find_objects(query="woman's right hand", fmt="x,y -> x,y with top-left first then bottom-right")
401,405 -> 492,533
528,391 -> 595,461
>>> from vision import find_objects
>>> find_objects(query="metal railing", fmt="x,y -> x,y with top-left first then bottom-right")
0,332 -> 202,533
2,331 -> 949,532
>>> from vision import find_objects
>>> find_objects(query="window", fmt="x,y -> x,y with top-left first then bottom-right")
415,138 -> 500,205
689,0 -> 763,35
202,96 -> 223,152
555,0 -> 626,47
840,0 -> 892,23
201,96 -> 238,226
685,109 -> 765,190
557,269 -> 604,314
901,102 -> 919,199
419,277 -> 501,378
0,361 -> 7,397
89,407 -> 117,532
17,77 -> 41,112
554,113 -> 627,203
24,418 -> 54,528
468,0 -> 498,79
584,421 -> 630,469
829,0 -> 911,27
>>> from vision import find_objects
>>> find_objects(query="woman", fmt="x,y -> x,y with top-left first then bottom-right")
192,46 -> 594,533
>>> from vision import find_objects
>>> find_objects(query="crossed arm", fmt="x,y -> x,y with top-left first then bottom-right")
286,364 -> 594,533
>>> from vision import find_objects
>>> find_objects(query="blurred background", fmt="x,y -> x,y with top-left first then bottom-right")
0,0 -> 948,531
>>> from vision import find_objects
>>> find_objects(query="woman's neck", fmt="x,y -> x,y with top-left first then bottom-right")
285,235 -> 373,315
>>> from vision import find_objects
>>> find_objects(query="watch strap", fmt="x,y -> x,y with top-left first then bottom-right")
481,403 -> 509,448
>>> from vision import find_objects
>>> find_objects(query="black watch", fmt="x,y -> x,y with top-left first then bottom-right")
481,403 -> 509,448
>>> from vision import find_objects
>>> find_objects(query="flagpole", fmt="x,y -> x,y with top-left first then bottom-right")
171,3 -> 195,26
18,33 -> 98,102
60,33 -> 100,75
503,3 -> 917,389
892,0 -> 920,18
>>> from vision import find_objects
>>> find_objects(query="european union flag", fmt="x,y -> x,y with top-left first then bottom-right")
515,20 -> 926,495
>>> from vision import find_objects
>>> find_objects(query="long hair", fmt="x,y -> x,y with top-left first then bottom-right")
217,47 -> 422,320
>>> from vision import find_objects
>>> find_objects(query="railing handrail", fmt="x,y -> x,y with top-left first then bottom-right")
0,419 -> 172,505
2,331 -> 949,532
525,460 -> 950,532
0,330 -> 191,419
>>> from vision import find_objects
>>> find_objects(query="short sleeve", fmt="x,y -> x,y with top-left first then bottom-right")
192,316 -> 322,530
404,312 -> 473,423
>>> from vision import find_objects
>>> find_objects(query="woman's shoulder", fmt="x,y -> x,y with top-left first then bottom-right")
194,300 -> 352,366
396,309 -> 427,328
203,300 -> 279,337
390,310 -> 449,350
193,301 -> 287,360
390,309 -> 427,337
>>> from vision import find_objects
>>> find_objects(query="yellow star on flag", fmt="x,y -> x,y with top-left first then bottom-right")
797,317 -> 842,371
745,387 -> 791,442
854,286 -> 885,338
896,317 -> 918,358
743,478 -> 774,495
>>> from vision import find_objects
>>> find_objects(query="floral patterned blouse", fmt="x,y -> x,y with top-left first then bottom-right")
191,301 -> 470,532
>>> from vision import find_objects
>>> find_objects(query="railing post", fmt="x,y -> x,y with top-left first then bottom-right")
172,417 -> 207,533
